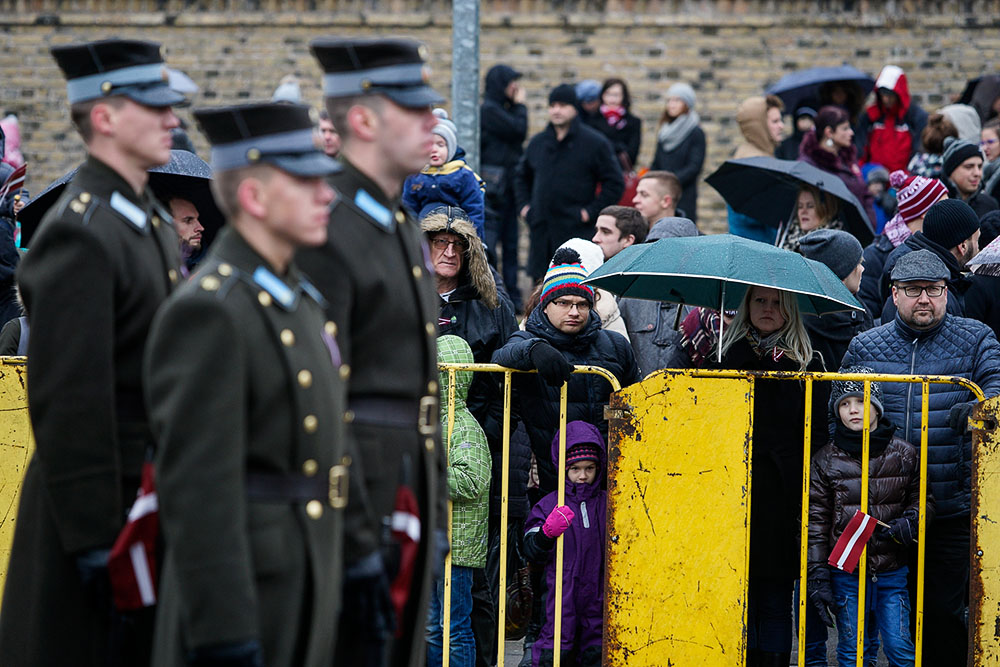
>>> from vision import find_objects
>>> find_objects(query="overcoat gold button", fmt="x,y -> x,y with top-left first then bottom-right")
339,365 -> 351,380
343,410 -> 355,424
258,291 -> 272,307
280,329 -> 295,346
200,276 -> 220,291
168,269 -> 179,284
325,321 -> 337,337
412,266 -> 423,279
218,263 -> 233,277
425,322 -> 436,335
79,192 -> 91,204
152,216 -> 161,229
425,438 -> 435,452
302,459 -> 319,477
395,211 -> 406,224
428,380 -> 438,394
298,369 -> 313,388
303,414 -> 318,433
306,500 -> 323,519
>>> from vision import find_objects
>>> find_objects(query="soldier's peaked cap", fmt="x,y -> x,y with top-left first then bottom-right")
193,103 -> 341,177
310,37 -> 444,109
51,39 -> 187,108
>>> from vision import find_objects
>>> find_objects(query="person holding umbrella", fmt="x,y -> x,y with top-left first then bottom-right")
711,285 -> 827,665
775,184 -> 842,253
799,105 -> 877,227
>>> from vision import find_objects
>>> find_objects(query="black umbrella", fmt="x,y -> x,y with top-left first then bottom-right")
19,150 -> 224,248
765,65 -> 874,116
705,156 -> 874,246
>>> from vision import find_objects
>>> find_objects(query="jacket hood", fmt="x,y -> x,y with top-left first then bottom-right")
438,334 -> 474,410
868,66 -> 912,122
550,420 -> 606,495
736,96 -> 776,155
485,65 -> 522,104
903,232 -> 967,283
422,210 -> 499,309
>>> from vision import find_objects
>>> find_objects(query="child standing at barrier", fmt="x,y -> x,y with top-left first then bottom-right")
523,420 -> 607,667
808,366 -> 931,667
427,335 -> 492,667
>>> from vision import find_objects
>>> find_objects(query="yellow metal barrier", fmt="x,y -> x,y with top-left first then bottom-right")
436,363 -> 621,667
0,358 -> 31,595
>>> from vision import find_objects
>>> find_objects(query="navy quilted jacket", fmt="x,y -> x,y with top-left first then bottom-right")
842,314 -> 1000,517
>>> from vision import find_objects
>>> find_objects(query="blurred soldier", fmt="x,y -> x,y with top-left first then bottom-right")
298,38 -> 446,667
0,38 -> 185,665
146,102 -> 348,667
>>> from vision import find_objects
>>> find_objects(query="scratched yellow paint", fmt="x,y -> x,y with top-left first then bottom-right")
971,395 -> 1000,664
0,359 -> 31,597
605,370 -> 752,666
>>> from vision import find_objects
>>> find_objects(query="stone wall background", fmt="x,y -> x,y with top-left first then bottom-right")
3,0 -> 1000,231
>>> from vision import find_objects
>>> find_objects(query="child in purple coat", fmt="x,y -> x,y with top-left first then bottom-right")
523,420 -> 607,667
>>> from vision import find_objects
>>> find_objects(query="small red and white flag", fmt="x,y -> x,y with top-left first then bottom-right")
108,462 -> 159,610
0,164 -> 26,201
828,509 -> 878,574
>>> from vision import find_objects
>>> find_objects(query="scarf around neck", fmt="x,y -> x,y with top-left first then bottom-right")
600,104 -> 626,129
657,110 -> 701,153
746,326 -> 788,362
833,418 -> 896,458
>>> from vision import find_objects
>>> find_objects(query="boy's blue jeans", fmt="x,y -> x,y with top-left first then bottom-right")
426,564 -> 477,667
831,566 -> 915,667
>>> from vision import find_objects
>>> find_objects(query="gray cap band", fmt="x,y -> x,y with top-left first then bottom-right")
323,63 -> 425,97
210,128 -> 318,171
66,63 -> 166,103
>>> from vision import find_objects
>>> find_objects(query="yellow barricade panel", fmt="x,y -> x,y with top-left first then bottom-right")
605,370 -> 752,666
0,359 -> 31,589
971,395 -> 1000,663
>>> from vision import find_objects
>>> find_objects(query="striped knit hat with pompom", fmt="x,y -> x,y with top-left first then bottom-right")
540,247 -> 594,309
890,170 -> 948,224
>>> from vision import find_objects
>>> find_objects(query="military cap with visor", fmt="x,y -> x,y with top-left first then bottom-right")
50,38 -> 188,108
310,37 -> 444,109
193,102 -> 341,178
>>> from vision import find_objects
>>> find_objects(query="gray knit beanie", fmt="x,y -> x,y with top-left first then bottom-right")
942,136 -> 983,178
432,108 -> 458,162
830,366 -> 884,419
666,82 -> 696,111
798,229 -> 863,280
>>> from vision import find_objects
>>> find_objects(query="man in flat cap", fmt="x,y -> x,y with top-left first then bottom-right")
0,38 -> 186,666
842,248 -> 1000,665
297,37 -> 446,667
145,102 -> 348,667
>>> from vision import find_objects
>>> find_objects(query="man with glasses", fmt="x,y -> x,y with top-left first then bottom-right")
842,249 -> 1000,666
493,247 -> 638,494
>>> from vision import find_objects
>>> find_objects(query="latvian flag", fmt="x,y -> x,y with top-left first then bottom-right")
828,510 -> 878,574
108,462 -> 159,610
0,163 -> 25,201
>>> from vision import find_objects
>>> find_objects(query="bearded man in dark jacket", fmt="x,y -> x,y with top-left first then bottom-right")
480,64 -> 527,309
515,84 -> 624,281
492,248 -> 639,493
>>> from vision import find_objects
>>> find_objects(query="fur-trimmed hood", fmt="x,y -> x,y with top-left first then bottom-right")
421,209 -> 499,309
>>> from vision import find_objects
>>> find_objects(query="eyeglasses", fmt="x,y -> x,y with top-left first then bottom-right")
430,238 -> 468,252
898,285 -> 946,298
551,299 -> 591,312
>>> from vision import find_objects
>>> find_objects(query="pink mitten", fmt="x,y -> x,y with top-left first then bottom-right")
542,505 -> 575,538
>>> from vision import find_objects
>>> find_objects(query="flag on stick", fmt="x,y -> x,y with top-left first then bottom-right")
828,510 -> 879,574
0,164 -> 25,201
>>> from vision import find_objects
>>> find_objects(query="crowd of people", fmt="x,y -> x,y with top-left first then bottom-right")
1,37 -> 1000,667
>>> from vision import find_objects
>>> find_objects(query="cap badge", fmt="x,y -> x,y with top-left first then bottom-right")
101,81 -> 113,95
246,148 -> 262,162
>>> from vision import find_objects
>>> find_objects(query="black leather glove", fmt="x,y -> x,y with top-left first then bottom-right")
75,547 -> 111,607
884,517 -> 916,545
529,342 -> 574,387
342,551 -> 395,641
949,401 -> 975,434
432,528 -> 451,581
807,576 -> 835,628
188,640 -> 264,667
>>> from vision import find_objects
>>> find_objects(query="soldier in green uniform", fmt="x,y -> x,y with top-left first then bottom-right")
144,102 -> 348,667
0,39 -> 185,666
298,38 -> 447,667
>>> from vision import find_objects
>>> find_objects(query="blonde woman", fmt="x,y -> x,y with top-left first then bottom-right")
776,185 -> 842,253
712,286 -> 827,663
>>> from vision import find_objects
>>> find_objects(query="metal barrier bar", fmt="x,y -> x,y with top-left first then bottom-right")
435,363 -> 621,667
855,380 -> 872,667
916,381 -> 930,666
797,379 -> 813,666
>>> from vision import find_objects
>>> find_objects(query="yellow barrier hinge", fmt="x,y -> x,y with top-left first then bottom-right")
604,406 -> 631,421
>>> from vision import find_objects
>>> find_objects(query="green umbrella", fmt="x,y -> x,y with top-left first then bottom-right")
583,234 -> 863,361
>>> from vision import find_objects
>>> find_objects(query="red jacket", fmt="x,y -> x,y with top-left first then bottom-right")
859,66 -> 928,172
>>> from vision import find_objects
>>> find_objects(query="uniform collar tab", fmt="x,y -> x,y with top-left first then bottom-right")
110,191 -> 147,231
354,188 -> 394,230
253,266 -> 297,310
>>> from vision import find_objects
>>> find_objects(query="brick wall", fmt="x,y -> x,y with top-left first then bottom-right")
2,0 -> 1000,232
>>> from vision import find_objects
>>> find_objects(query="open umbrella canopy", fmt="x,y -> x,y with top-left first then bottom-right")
582,234 -> 862,316
765,65 -> 875,115
705,156 -> 874,245
19,150 -> 224,248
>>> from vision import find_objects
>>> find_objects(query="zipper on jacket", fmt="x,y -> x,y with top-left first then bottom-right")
905,338 -> 918,442
580,501 -> 590,529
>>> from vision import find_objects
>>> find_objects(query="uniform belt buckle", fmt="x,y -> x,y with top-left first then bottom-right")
418,395 -> 438,436
329,464 -> 349,509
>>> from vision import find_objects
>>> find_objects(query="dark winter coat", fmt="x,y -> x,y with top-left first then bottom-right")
809,422 -> 927,580
515,118 -> 624,279
582,108 -> 642,168
799,131 -> 877,227
0,155 -> 182,665
842,314 -> 1000,518
776,129 -> 807,161
403,148 -> 486,239
651,125 -> 706,223
878,232 -> 972,321
524,421 -> 607,662
491,306 -> 639,493
805,307 -> 874,373
147,228 -> 347,667
712,336 -> 827,579
943,178 -> 1000,219
858,233 -> 896,319
480,65 -> 527,171
965,273 -> 1000,340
